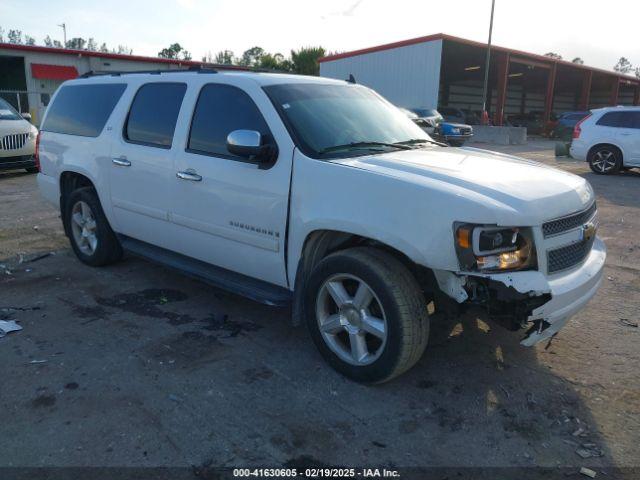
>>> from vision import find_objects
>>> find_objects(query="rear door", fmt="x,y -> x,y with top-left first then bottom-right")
169,79 -> 294,287
625,111 -> 640,164
109,81 -> 187,248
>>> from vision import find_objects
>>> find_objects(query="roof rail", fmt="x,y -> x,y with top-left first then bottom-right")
79,66 -> 218,78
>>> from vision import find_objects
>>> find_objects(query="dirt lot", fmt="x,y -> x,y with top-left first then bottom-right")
0,140 -> 638,477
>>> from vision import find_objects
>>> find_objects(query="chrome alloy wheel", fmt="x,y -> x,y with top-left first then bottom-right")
70,200 -> 98,255
316,274 -> 388,366
592,149 -> 616,173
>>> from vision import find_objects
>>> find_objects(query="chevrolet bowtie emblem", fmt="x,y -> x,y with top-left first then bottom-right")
582,221 -> 597,241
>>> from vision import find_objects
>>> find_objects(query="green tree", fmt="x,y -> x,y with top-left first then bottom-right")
0,27 -> 4,43
66,37 -> 86,50
213,49 -> 235,65
291,46 -> 326,75
99,43 -> 109,53
43,35 -> 53,47
259,52 -> 292,71
544,52 -> 562,60
572,57 -> 584,64
24,35 -> 36,46
239,46 -> 265,67
614,57 -> 633,74
86,38 -> 97,51
8,29 -> 23,44
159,43 -> 190,59
115,45 -> 133,55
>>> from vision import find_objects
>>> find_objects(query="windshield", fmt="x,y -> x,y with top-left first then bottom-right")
264,83 -> 433,158
0,98 -> 22,120
413,108 -> 440,118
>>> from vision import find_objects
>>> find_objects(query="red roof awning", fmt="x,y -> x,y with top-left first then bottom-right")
31,63 -> 78,80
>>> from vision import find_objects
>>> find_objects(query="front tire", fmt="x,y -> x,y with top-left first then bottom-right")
65,187 -> 122,266
305,247 -> 429,384
588,146 -> 621,174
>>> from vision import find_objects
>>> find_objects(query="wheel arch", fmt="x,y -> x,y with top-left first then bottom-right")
290,229 -> 437,326
587,142 -> 625,165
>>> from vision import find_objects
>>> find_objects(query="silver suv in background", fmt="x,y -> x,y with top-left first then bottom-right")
570,106 -> 640,174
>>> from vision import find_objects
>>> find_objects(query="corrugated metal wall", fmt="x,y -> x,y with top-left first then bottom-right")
320,40 -> 442,109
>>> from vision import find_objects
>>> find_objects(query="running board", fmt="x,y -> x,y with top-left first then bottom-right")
118,235 -> 292,307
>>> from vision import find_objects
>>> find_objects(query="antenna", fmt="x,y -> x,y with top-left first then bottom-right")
58,22 -> 67,47
347,74 -> 356,84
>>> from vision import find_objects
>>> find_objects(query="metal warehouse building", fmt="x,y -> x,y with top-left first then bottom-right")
0,43 -> 216,125
320,33 -> 640,126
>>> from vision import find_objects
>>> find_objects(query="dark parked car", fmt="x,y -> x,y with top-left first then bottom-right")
550,111 -> 591,140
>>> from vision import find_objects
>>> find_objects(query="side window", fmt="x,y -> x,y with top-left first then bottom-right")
42,84 -> 126,137
188,84 -> 272,159
630,112 -> 640,129
596,111 -> 634,128
125,83 -> 187,148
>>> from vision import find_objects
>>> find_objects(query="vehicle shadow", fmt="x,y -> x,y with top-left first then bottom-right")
0,169 -> 35,180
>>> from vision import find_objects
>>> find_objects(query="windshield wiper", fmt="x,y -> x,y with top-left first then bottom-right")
320,141 -> 413,154
395,138 -> 448,147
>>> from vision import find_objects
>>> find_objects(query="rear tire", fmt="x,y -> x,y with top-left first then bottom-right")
588,146 -> 621,175
64,187 -> 122,266
305,247 -> 429,384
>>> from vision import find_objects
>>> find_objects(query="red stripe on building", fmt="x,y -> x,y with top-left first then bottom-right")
31,63 -> 79,80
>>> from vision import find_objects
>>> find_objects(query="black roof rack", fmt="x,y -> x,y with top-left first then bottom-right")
79,66 -> 218,78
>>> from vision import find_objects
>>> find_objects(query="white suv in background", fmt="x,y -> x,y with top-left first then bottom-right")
0,98 -> 39,173
570,106 -> 640,174
36,70 -> 605,383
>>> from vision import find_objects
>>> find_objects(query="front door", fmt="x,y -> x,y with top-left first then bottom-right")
170,81 -> 294,287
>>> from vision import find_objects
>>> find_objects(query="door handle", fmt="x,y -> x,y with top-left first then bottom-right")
176,169 -> 202,182
112,156 -> 131,167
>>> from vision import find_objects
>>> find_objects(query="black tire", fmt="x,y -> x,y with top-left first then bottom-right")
25,167 -> 38,174
305,247 -> 429,384
588,145 -> 622,175
64,187 -> 122,266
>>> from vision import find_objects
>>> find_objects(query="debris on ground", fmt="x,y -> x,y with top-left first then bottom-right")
0,320 -> 22,338
576,443 -> 604,459
25,252 -> 54,263
580,467 -> 597,478
620,318 -> 638,328
29,359 -> 47,364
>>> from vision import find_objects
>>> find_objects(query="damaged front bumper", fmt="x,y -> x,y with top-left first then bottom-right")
435,237 -> 606,346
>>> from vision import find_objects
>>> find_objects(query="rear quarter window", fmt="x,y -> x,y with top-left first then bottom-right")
42,84 -> 127,137
596,111 -> 634,128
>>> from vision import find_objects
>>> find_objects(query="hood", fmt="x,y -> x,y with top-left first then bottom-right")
332,146 -> 593,226
0,118 -> 36,136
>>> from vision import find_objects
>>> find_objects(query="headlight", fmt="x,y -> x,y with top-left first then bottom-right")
29,128 -> 38,139
454,223 -> 536,272
451,128 -> 461,134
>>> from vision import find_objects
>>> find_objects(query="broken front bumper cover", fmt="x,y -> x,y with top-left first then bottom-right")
518,237 -> 605,345
436,237 -> 606,346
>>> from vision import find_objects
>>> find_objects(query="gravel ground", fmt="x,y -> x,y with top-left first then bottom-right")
0,140 -> 638,477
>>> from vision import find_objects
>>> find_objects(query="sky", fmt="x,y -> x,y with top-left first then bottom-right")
2,0 -> 639,72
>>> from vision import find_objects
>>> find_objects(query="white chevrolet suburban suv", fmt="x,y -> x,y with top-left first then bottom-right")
36,69 -> 606,383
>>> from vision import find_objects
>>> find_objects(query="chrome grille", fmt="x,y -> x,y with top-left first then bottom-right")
1,133 -> 29,150
542,203 -> 597,237
547,236 -> 595,273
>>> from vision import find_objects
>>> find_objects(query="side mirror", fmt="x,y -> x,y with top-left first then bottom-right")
227,130 -> 263,157
21,112 -> 32,121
